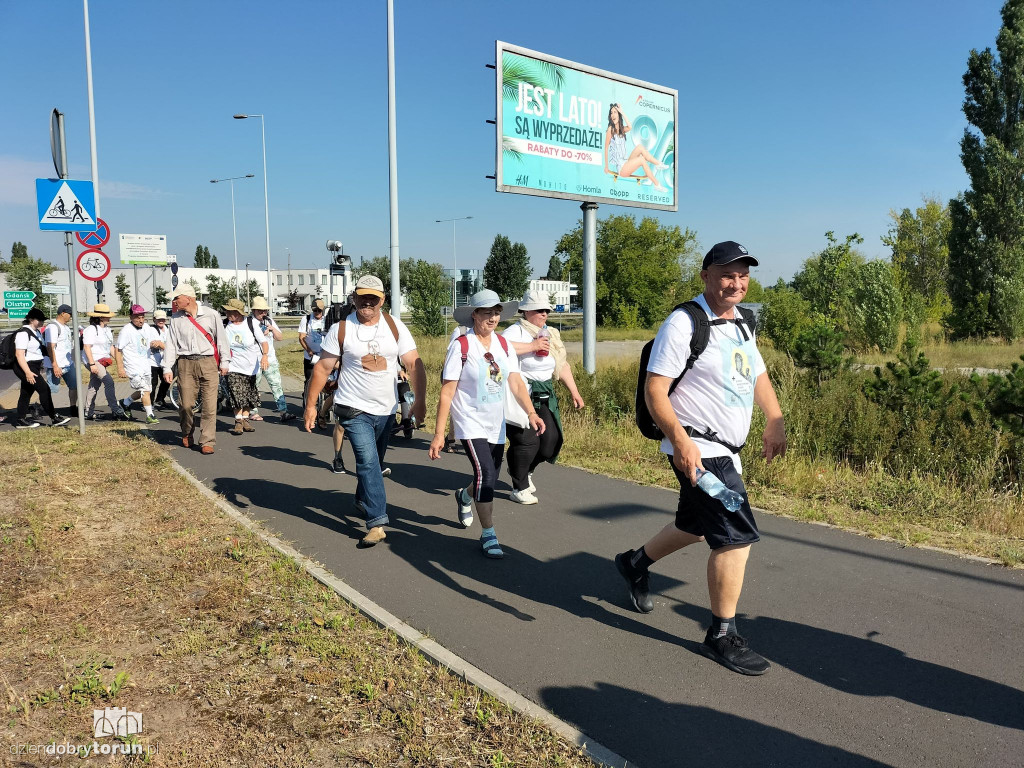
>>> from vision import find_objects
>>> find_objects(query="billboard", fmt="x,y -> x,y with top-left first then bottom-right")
496,42 -> 677,212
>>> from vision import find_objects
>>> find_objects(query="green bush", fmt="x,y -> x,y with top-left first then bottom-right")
847,260 -> 903,352
757,279 -> 813,354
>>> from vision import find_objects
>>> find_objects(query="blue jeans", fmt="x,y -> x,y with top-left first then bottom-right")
336,408 -> 393,529
46,367 -> 77,394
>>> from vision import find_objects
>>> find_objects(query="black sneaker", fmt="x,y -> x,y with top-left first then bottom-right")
699,629 -> 771,676
331,457 -> 346,474
14,419 -> 41,430
50,415 -> 71,427
615,550 -> 653,613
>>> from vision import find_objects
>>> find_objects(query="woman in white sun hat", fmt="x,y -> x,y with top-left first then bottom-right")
428,289 -> 545,559
82,303 -> 126,420
501,289 -> 585,503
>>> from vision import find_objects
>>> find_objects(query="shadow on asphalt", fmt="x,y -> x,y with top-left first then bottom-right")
763,529 -> 1024,592
671,602 -> 1024,732
207,464 -> 700,651
540,681 -> 896,767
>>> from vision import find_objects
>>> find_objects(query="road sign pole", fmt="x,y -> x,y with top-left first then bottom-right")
56,110 -> 86,435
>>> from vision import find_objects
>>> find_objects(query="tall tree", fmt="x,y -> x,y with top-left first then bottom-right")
544,253 -> 563,280
553,215 -> 695,327
793,231 -> 865,318
405,259 -> 450,336
194,245 -> 206,268
209,250 -> 219,269
114,274 -> 132,315
11,241 -> 29,262
483,235 -> 531,300
882,197 -> 952,321
948,0 -> 1024,338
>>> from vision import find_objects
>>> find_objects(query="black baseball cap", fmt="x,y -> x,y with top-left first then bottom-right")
702,241 -> 759,269
57,304 -> 72,315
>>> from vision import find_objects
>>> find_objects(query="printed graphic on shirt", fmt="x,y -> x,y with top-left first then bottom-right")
722,340 -> 755,407
477,358 -> 506,404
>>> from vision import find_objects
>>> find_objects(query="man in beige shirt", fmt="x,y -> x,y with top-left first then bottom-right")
162,285 -> 229,454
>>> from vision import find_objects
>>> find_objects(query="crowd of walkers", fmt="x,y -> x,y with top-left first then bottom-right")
2,241 -> 787,676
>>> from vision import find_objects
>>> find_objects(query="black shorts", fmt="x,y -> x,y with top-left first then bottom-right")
669,455 -> 759,550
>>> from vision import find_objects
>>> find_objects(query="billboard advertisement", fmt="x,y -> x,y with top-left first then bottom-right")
496,41 -> 677,212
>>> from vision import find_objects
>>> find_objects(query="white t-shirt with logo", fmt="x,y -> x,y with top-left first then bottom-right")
501,322 -> 556,383
646,294 -> 765,472
148,325 -> 169,368
225,319 -> 268,376
43,322 -> 73,370
81,324 -> 113,364
442,331 -> 521,444
14,326 -> 45,362
254,316 -> 281,365
298,313 -> 326,360
320,314 -> 416,416
117,323 -> 156,379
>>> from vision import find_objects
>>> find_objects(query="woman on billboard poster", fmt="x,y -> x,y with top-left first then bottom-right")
604,103 -> 667,190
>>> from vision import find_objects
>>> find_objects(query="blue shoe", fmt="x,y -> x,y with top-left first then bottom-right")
455,488 -> 473,528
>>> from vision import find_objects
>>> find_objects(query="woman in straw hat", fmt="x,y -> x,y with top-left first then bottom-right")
248,295 -> 295,422
428,290 -> 545,559
81,303 -> 127,420
221,298 -> 269,435
500,289 -> 585,504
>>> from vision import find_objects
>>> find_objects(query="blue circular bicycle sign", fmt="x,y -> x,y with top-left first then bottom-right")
75,218 -> 110,249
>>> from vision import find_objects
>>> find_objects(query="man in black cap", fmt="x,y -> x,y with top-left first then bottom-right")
615,241 -> 787,675
43,303 -> 78,412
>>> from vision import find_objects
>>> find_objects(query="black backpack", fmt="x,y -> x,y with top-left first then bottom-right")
0,327 -> 37,371
635,302 -> 755,441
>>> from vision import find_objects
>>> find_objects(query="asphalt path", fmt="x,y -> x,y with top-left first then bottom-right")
84,392 -> 1024,766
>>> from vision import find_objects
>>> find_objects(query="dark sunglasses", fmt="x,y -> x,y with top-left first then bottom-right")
483,352 -> 501,376
358,295 -> 382,305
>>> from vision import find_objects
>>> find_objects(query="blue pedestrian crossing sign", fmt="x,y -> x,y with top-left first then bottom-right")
36,178 -> 96,232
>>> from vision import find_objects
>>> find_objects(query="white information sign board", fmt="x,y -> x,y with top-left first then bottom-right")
119,233 -> 168,265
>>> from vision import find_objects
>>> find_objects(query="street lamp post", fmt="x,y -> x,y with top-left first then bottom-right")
234,113 -> 273,315
245,262 -> 251,306
435,215 -> 472,309
210,174 -> 255,298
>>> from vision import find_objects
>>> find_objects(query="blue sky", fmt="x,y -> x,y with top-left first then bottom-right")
0,0 -> 1005,286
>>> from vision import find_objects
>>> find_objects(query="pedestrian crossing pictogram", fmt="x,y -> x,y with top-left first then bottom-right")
35,178 -> 97,232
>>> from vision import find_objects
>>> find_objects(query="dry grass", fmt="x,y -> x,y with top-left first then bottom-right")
0,425 -> 592,767
558,410 -> 1024,566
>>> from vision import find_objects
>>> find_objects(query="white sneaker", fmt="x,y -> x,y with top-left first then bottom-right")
527,473 -> 536,493
510,488 -> 538,505
381,467 -> 392,477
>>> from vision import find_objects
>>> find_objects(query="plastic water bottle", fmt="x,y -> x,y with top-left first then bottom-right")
536,326 -> 550,357
696,469 -> 744,512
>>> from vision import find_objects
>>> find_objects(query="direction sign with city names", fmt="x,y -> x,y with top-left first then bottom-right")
119,233 -> 168,265
3,290 -> 36,319
36,179 -> 97,232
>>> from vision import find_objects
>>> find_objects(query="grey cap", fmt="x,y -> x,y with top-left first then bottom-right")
57,304 -> 72,315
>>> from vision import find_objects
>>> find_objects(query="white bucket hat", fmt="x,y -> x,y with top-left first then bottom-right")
453,289 -> 519,326
250,296 -> 270,311
518,289 -> 553,312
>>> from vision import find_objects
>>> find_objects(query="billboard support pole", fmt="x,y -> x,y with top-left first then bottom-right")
582,201 -> 597,374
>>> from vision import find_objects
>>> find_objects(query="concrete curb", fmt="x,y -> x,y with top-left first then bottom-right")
166,455 -> 635,768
